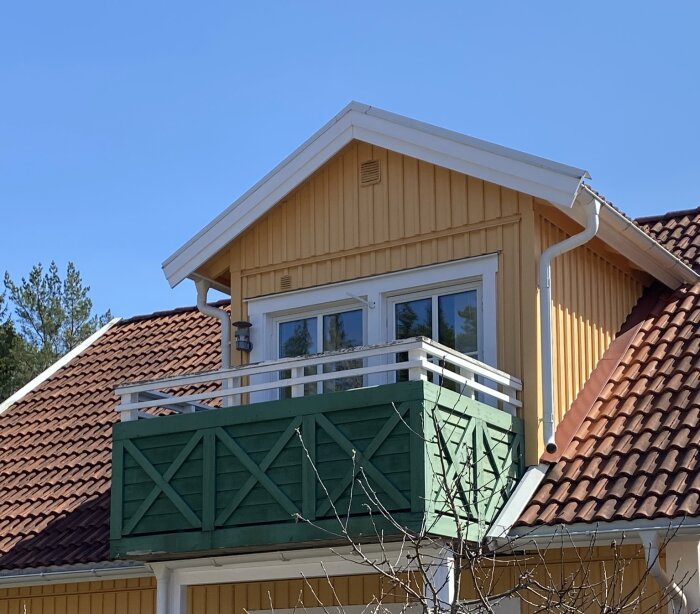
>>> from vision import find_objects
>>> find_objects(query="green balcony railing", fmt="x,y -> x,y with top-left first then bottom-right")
111,380 -> 524,560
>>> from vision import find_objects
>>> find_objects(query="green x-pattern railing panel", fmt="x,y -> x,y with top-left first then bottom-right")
111,381 -> 524,559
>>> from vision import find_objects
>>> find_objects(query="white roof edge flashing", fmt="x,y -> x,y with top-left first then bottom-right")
0,317 -> 122,415
162,102 -> 588,288
508,515 -> 700,548
575,186 -> 699,288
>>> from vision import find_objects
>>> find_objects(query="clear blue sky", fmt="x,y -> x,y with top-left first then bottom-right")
1,2 -> 699,318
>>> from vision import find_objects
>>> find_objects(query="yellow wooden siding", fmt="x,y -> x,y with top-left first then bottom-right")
186,547 -> 666,614
0,577 -> 155,614
188,573 -> 413,614
537,213 -> 644,424
223,140 -> 531,387
460,545 -> 666,613
197,140 -> 649,461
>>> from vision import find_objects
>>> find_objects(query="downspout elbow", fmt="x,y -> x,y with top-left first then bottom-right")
639,531 -> 688,614
539,197 -> 600,456
195,279 -> 231,369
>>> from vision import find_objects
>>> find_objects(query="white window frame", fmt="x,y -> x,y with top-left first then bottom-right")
387,281 -> 482,361
245,254 -> 498,401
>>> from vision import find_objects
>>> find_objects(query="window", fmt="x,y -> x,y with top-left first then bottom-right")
391,287 -> 479,358
277,308 -> 364,397
246,255 -> 498,397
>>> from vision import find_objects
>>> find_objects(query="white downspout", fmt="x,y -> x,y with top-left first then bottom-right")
539,197 -> 600,454
639,531 -> 688,614
195,279 -> 231,369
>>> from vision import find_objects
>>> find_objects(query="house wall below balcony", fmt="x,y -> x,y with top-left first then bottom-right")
0,577 -> 156,613
184,545 -> 666,614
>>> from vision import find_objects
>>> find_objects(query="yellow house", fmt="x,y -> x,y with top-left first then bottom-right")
2,103 -> 699,613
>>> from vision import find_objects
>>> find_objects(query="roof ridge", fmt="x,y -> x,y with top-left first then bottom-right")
117,299 -> 230,325
636,205 -> 700,225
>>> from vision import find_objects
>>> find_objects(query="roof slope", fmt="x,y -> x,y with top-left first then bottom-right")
519,209 -> 700,528
0,304 -> 224,569
638,206 -> 700,271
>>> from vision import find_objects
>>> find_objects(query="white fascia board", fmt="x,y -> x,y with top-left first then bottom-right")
507,516 -> 700,550
0,317 -> 121,415
162,102 -> 589,289
570,188 -> 699,288
162,110 -> 356,289
352,113 -> 586,209
155,542 -> 414,587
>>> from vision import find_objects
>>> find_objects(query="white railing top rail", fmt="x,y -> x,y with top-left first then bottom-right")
115,336 -> 523,421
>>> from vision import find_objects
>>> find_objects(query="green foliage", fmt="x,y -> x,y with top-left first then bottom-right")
0,261 -> 111,402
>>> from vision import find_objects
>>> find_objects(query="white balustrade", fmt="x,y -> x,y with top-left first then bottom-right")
114,337 -> 522,421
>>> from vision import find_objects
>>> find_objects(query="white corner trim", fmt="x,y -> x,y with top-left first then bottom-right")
485,464 -> 548,543
0,317 -> 122,415
162,101 -> 588,288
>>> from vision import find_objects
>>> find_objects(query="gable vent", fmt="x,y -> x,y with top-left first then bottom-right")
360,160 -> 381,186
279,275 -> 292,291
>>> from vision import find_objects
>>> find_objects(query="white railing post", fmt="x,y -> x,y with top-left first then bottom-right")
408,347 -> 428,382
291,366 -> 305,398
223,375 -> 239,408
121,392 -> 140,422
113,337 -> 523,420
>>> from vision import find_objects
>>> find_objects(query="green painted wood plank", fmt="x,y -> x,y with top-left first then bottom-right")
122,435 -> 203,534
110,440 -> 124,540
214,424 -> 301,522
317,405 -> 407,517
202,430 -> 216,531
301,414 -> 316,520
315,414 -> 410,510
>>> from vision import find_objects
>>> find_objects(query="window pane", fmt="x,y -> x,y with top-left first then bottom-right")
279,317 -> 317,357
394,298 -> 432,340
279,317 -> 318,398
438,290 -> 478,355
394,298 -> 432,382
323,309 -> 363,351
323,309 -> 363,393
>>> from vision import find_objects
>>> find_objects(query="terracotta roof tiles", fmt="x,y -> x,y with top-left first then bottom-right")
519,281 -> 700,527
0,303 -> 224,569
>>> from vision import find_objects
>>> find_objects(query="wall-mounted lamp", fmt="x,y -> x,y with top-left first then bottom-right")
232,321 -> 253,353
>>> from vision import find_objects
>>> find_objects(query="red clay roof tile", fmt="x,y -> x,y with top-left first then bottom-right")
0,302 -> 224,569
520,210 -> 700,528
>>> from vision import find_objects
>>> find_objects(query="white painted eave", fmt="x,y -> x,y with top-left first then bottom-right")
574,186 -> 699,289
0,317 -> 122,415
162,101 -> 589,288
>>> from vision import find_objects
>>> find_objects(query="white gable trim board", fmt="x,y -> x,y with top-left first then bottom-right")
162,102 -> 588,289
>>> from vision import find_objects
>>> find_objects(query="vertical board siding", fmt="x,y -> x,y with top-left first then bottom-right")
225,141 -> 528,382
188,573 -> 413,614
186,547 -> 665,614
537,214 -> 644,424
0,577 -> 155,614
460,545 -> 666,614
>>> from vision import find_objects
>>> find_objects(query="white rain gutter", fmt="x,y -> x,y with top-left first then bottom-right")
0,562 -> 149,588
195,278 -> 231,369
539,193 -> 601,455
639,531 -> 688,614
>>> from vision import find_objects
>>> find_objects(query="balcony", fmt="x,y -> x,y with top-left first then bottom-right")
110,338 -> 524,560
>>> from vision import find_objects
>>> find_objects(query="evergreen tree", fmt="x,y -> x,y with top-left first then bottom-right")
0,262 -> 111,401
